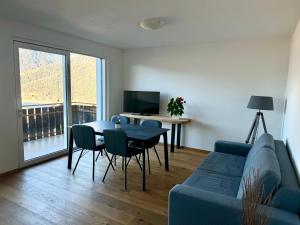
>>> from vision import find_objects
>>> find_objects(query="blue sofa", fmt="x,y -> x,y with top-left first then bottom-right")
169,134 -> 300,225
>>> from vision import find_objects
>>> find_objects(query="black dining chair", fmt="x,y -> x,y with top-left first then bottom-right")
103,129 -> 143,190
140,120 -> 162,174
72,125 -> 114,181
111,115 -> 130,124
96,115 -> 130,161
109,115 -> 130,165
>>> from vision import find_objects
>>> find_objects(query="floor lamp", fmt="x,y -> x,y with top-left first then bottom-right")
245,96 -> 274,144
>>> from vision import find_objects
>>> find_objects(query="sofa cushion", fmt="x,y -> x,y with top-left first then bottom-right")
253,133 -> 275,150
237,147 -> 281,200
198,152 -> 246,177
243,133 -> 275,170
183,169 -> 241,197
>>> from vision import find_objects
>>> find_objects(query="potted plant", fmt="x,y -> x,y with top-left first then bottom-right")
115,117 -> 121,128
167,96 -> 186,118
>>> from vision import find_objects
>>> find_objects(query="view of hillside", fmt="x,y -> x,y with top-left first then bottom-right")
19,49 -> 97,106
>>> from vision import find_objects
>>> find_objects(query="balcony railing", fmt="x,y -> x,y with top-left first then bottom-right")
22,103 -> 96,142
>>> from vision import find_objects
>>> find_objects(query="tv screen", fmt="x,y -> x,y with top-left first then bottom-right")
123,91 -> 160,115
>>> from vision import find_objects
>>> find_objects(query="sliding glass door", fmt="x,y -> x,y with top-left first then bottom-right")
14,41 -> 106,167
70,53 -> 105,125
15,42 -> 69,165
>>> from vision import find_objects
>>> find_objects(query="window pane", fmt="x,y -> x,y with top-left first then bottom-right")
70,53 -> 98,124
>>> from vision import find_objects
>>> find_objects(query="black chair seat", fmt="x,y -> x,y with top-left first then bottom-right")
95,140 -> 105,151
129,140 -> 156,149
126,147 -> 143,157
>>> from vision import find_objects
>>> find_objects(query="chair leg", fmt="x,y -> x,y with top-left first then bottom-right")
93,151 -> 95,181
96,150 -> 101,161
122,157 -> 124,171
72,149 -> 84,175
115,155 -> 117,166
104,150 -> 115,171
125,157 -> 127,191
153,146 -> 162,166
102,154 -> 114,182
146,148 -> 151,174
126,157 -> 131,166
134,155 -> 142,171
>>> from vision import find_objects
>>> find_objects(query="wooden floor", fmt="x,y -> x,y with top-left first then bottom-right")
0,146 -> 208,225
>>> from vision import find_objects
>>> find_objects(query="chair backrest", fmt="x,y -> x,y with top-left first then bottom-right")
141,119 -> 162,128
111,115 -> 130,124
72,125 -> 96,150
103,129 -> 128,157
141,120 -> 162,145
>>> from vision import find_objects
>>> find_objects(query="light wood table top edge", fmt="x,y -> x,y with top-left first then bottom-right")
120,113 -> 191,124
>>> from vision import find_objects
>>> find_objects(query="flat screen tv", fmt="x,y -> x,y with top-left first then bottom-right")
123,91 -> 160,115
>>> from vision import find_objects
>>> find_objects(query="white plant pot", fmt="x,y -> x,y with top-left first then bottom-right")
172,115 -> 181,120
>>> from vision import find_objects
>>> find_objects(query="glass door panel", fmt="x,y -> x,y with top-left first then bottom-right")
17,46 -> 68,162
70,53 -> 104,124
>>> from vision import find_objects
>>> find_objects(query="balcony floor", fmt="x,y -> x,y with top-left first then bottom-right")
24,134 -> 66,161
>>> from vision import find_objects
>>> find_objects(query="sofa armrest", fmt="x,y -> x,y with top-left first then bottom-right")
214,140 -> 252,156
169,184 -> 300,225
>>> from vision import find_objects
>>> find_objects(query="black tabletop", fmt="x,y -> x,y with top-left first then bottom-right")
82,121 -> 169,141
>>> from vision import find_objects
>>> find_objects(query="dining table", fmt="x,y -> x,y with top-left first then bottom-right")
67,120 -> 169,191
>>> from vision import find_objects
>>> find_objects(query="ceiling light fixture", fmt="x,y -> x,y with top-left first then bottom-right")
138,17 -> 166,30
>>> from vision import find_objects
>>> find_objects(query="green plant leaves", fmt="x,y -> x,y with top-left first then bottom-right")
167,97 -> 185,116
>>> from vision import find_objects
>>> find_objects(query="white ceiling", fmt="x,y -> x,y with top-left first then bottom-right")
0,0 -> 300,49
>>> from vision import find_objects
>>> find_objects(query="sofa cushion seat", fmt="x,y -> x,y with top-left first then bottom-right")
198,152 -> 246,177
183,169 -> 241,197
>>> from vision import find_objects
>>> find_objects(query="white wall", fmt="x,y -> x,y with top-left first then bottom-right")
0,19 -> 124,174
124,38 -> 290,150
283,20 -> 300,179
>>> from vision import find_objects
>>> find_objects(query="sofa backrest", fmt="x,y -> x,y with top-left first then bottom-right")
237,134 -> 281,201
270,140 -> 300,214
243,133 -> 274,167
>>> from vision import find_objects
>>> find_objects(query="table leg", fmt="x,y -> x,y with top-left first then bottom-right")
142,143 -> 146,191
67,128 -> 73,169
163,132 -> 169,171
176,124 -> 182,148
171,124 -> 176,153
133,118 -> 139,125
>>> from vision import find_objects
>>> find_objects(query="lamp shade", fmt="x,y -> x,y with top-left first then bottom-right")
247,96 -> 274,110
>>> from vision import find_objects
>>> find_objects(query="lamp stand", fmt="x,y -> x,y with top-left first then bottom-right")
245,111 -> 268,144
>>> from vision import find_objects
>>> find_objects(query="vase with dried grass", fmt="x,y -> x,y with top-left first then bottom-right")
242,170 -> 272,225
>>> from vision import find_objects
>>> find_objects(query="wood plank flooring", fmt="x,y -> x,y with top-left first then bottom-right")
0,146 -> 208,225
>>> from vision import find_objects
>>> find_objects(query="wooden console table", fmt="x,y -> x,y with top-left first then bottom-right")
120,113 -> 191,152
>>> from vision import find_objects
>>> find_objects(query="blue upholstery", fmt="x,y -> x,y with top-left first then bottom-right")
237,147 -> 281,200
215,140 -> 252,156
141,120 -> 162,148
103,129 -> 143,157
169,184 -> 300,225
199,152 -> 246,177
111,115 -> 130,124
72,125 -> 105,180
254,133 -> 275,150
103,128 -> 144,190
184,169 -> 241,197
168,134 -> 300,225
103,129 -> 127,156
243,133 -> 275,171
271,141 -> 300,214
72,125 -> 97,150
